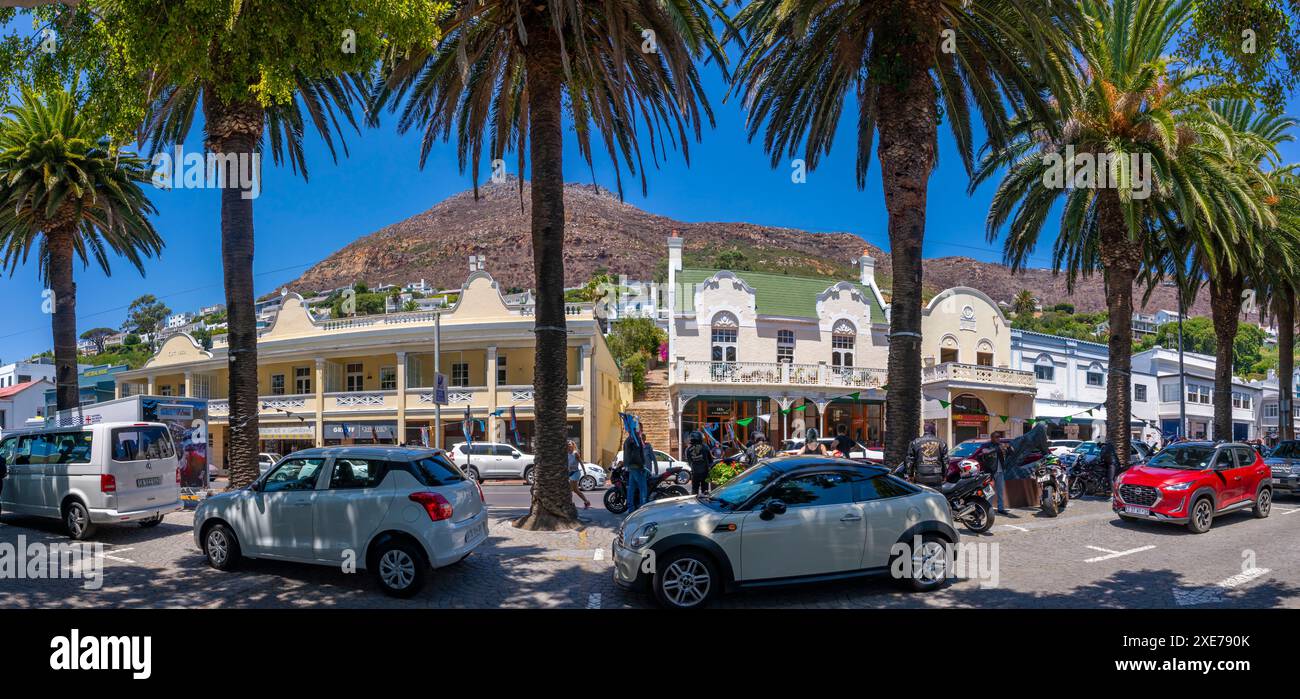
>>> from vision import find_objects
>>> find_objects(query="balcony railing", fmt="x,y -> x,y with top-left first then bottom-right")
672,360 -> 887,390
922,362 -> 1036,389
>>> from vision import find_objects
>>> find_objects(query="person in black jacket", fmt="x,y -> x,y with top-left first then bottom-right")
983,431 -> 1010,515
623,430 -> 649,512
906,423 -> 948,486
832,424 -> 857,457
685,432 -> 712,495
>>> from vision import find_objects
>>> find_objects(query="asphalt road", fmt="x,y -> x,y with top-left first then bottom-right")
1,485 -> 1297,609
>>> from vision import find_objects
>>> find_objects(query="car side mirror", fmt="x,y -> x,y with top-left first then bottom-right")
760,499 -> 787,520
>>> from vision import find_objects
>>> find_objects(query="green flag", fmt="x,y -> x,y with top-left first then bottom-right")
939,400 -> 951,409
1062,415 -> 1072,424
736,417 -> 754,427
793,404 -> 808,412
998,415 -> 1008,423
848,392 -> 860,401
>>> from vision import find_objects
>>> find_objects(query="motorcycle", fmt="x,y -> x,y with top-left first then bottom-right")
603,463 -> 692,514
1034,455 -> 1070,516
1067,457 -> 1112,499
940,469 -> 997,533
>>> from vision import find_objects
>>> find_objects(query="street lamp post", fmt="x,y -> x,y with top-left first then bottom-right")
1176,272 -> 1187,441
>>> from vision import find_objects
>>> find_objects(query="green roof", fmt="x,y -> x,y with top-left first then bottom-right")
676,268 -> 885,323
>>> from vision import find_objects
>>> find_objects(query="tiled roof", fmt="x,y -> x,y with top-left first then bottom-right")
676,268 -> 885,323
0,380 -> 44,399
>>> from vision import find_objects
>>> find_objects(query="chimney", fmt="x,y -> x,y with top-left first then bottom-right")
859,249 -> 875,286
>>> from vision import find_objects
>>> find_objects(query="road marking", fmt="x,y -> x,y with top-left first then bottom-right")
593,548 -> 604,561
103,555 -> 136,564
1084,545 -> 1155,563
1279,507 -> 1300,515
1174,568 -> 1271,606
587,593 -> 602,609
1086,545 -> 1119,555
1001,525 -> 1029,532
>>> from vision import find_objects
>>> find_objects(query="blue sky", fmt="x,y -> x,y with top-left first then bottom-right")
2,49 -> 1300,364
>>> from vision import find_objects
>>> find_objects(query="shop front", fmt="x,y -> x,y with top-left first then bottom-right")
324,421 -> 398,446
258,423 -> 316,456
824,399 -> 884,448
680,396 -> 773,447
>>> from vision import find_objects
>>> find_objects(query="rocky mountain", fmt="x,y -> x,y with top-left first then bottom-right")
289,177 -> 1212,317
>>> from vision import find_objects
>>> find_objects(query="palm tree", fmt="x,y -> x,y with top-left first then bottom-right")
1261,176 -> 1300,441
1192,100 -> 1294,441
973,0 -> 1259,468
732,0 -> 1077,466
372,0 -> 727,530
0,88 -> 161,410
139,67 -> 364,490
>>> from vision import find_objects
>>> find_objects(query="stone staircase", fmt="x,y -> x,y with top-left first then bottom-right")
627,368 -> 674,453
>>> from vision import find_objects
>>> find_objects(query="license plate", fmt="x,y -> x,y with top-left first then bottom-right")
982,487 -> 994,499
1124,505 -> 1150,516
136,476 -> 162,487
466,521 -> 487,545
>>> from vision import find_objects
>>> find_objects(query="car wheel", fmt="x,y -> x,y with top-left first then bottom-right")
1187,496 -> 1214,534
897,533 -> 950,592
579,475 -> 596,491
374,540 -> 427,598
653,549 -> 718,610
523,467 -> 535,485
138,515 -> 164,528
464,466 -> 481,483
63,500 -> 96,540
203,522 -> 242,570
1253,488 -> 1272,519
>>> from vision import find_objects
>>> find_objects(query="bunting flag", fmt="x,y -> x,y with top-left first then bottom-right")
756,413 -> 771,424
998,415 -> 1009,423
736,417 -> 754,427
939,399 -> 951,409
847,392 -> 860,401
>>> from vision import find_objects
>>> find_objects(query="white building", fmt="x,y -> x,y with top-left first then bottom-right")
0,359 -> 56,389
1131,346 -> 1262,441
0,378 -> 54,431
1010,329 -> 1159,443
165,312 -> 196,329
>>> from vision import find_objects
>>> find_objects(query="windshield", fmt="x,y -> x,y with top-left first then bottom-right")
1074,442 -> 1100,456
1270,441 -> 1300,459
1147,445 -> 1215,470
707,463 -> 782,509
950,442 -> 982,458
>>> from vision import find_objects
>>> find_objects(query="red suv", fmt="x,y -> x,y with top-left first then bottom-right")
1113,441 -> 1272,534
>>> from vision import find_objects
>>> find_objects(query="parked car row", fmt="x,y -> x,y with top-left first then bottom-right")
448,441 -> 607,490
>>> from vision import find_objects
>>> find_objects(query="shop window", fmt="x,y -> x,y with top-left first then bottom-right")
452,362 -> 470,387
271,374 -> 285,396
380,366 -> 397,391
940,348 -> 958,364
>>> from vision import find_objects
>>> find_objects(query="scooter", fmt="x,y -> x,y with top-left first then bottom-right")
603,463 -> 692,514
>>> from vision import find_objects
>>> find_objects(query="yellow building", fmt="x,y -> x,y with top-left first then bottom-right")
114,270 -> 628,469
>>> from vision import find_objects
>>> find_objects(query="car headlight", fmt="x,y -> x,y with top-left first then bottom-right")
631,522 -> 659,548
1163,481 -> 1193,491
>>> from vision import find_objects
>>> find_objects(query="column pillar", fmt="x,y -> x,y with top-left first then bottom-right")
183,371 -> 193,398
582,344 -> 595,458
486,346 -> 498,441
396,351 -> 408,444
146,374 -> 156,395
314,358 -> 325,447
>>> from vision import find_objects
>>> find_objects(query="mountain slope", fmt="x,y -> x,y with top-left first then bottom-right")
289,178 -> 1211,317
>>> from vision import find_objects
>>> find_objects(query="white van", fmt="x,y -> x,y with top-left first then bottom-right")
0,421 -> 183,539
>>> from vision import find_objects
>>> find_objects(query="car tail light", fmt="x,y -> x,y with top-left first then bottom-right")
101,474 -> 117,493
409,491 -> 454,522
472,478 -> 485,503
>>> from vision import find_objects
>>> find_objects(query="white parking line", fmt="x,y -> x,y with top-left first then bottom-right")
1086,545 -> 1119,555
587,593 -> 602,609
1174,568 -> 1271,606
1279,507 -> 1300,515
1001,524 -> 1029,532
1084,545 -> 1156,563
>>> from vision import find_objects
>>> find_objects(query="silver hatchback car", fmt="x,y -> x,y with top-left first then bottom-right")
194,446 -> 487,597
613,456 -> 958,609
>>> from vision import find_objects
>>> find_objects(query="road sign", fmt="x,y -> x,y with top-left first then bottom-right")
434,372 -> 448,405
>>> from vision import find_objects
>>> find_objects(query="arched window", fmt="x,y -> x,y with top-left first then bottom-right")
1034,354 -> 1055,382
711,312 -> 738,362
777,329 -> 795,363
831,320 -> 855,368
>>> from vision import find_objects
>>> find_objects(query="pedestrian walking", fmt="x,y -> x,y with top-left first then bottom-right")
685,431 -> 712,495
567,440 -> 591,510
623,427 -> 649,512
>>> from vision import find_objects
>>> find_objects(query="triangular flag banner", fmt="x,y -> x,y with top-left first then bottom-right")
998,415 -> 1008,423
780,407 -> 790,414
848,392 -> 860,400
939,400 -> 951,409
756,413 -> 771,423
1063,415 -> 1072,424
1025,419 -> 1035,427
793,404 -> 808,412
736,417 -> 754,427
1085,409 -> 1093,416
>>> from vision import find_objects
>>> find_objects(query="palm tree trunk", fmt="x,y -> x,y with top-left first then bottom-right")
515,13 -> 579,531
874,9 -> 939,467
47,228 -> 80,411
205,93 -> 265,489
1279,289 -> 1295,441
1098,197 -> 1142,470
1208,273 -> 1243,442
